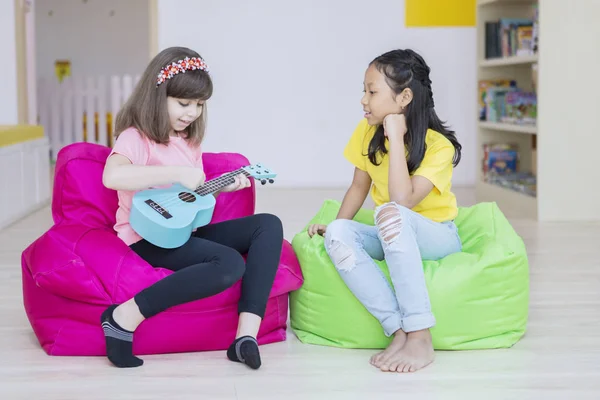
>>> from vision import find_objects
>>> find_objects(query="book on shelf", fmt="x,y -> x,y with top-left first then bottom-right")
487,172 -> 536,197
482,143 -> 536,197
478,78 -> 537,125
484,4 -> 538,60
503,91 -> 536,125
483,143 -> 519,179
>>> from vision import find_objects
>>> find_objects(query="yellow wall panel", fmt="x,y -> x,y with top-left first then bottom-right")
406,0 -> 476,27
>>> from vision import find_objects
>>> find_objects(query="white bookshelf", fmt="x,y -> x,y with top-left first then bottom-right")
476,0 -> 600,221
476,0 -> 539,219
479,54 -> 538,67
478,121 -> 537,135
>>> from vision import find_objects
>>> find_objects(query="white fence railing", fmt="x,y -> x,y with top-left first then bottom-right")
38,75 -> 141,160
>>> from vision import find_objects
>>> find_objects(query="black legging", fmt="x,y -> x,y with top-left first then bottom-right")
130,213 -> 283,319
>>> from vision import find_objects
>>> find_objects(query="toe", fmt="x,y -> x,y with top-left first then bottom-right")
379,352 -> 395,365
379,362 -> 391,372
389,360 -> 402,372
370,352 -> 381,366
402,363 -> 412,373
374,353 -> 389,367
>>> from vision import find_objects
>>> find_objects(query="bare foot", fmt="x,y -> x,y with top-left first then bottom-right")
370,330 -> 407,368
379,329 -> 434,373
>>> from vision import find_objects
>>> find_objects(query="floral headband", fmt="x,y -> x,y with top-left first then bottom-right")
156,56 -> 209,86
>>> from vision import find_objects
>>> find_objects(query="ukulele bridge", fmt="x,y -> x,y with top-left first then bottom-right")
144,199 -> 173,219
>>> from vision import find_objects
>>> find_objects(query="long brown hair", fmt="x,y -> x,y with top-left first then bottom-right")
114,46 -> 213,147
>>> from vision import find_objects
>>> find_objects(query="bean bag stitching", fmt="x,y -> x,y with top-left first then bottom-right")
52,143 -> 113,224
32,259 -> 79,281
33,258 -> 111,303
48,323 -> 67,356
276,294 -> 283,329
30,227 -> 88,283
53,152 -> 105,225
110,247 -> 130,304
21,251 -> 70,357
53,146 -> 100,222
279,242 -> 304,283
64,226 -> 112,302
52,157 -> 66,225
75,227 -> 127,304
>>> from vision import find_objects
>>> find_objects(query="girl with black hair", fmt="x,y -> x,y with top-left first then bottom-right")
308,49 -> 463,373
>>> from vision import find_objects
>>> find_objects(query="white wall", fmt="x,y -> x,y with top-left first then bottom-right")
158,0 -> 476,188
0,0 -> 19,124
35,0 -> 149,80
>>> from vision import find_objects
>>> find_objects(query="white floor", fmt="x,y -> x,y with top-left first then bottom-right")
1,187 -> 600,400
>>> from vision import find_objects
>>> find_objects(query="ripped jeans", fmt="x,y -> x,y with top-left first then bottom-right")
324,202 -> 462,336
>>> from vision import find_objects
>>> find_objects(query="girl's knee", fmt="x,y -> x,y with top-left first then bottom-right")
324,220 -> 359,272
254,213 -> 283,238
374,202 -> 410,245
218,250 -> 246,287
324,220 -> 347,251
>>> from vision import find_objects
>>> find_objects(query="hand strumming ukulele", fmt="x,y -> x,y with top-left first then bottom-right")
129,164 -> 276,248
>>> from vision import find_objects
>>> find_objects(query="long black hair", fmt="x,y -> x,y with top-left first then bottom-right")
366,49 -> 461,173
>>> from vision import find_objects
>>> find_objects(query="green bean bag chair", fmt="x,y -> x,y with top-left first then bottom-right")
290,200 -> 529,350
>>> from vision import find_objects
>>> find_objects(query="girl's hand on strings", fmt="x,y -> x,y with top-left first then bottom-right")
221,173 -> 251,193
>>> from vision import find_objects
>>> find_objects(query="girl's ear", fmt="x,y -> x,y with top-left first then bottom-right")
396,88 -> 413,109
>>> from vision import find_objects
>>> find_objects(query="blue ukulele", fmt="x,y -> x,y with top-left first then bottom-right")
129,164 -> 276,249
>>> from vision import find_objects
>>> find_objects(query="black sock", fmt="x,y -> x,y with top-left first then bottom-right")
227,336 -> 261,369
100,305 -> 144,368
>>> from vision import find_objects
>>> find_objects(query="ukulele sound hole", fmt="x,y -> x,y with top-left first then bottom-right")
178,192 -> 197,203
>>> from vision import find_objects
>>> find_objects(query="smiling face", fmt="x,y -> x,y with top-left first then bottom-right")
167,97 -> 205,134
361,64 -> 405,126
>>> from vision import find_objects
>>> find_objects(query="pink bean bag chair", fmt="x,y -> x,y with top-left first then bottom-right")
21,142 -> 303,356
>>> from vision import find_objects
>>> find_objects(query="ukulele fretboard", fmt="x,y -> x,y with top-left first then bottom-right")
194,168 -> 251,196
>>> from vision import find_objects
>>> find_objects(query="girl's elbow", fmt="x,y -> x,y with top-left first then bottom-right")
102,168 -> 118,190
389,193 -> 416,209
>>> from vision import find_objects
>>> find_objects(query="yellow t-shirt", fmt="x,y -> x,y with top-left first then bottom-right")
343,118 -> 458,222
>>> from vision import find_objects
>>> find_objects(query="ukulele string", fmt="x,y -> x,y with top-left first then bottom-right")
156,172 -> 240,210
157,169 -> 243,209
157,168 -> 252,210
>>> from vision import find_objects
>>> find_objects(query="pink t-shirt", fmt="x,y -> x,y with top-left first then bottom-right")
108,127 -> 203,246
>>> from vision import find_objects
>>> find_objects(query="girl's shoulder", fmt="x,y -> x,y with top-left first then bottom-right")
423,129 -> 455,165
354,118 -> 377,138
344,119 -> 377,170
348,118 -> 377,149
115,126 -> 150,144
116,127 -> 197,151
425,128 -> 453,149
